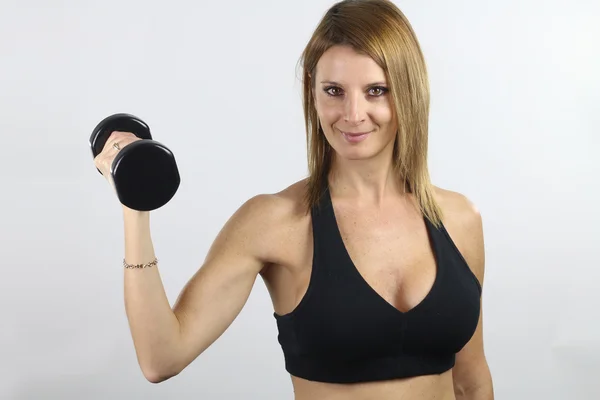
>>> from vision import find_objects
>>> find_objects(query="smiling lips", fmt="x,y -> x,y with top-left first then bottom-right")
340,129 -> 372,143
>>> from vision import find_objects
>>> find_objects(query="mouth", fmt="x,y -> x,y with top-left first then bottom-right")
339,129 -> 373,143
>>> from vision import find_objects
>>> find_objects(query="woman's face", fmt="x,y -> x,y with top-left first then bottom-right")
313,45 -> 397,162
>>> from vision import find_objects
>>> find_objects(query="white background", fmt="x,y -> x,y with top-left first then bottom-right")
1,0 -> 598,399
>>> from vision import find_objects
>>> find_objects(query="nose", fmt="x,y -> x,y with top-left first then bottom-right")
343,92 -> 366,125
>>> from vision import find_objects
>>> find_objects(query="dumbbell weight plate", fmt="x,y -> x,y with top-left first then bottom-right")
111,139 -> 180,211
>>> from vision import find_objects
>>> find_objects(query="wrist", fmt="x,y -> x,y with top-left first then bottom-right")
122,205 -> 150,218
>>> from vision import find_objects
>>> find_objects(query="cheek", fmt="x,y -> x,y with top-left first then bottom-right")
315,96 -> 341,123
373,107 -> 397,141
372,102 -> 395,125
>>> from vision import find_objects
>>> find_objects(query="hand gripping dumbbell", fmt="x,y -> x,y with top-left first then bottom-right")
90,113 -> 180,211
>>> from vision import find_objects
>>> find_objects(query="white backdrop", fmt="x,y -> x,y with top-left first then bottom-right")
1,0 -> 598,399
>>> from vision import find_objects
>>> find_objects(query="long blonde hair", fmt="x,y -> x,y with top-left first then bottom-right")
300,0 -> 443,228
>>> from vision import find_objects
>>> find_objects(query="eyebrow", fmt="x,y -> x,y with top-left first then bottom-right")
320,80 -> 388,87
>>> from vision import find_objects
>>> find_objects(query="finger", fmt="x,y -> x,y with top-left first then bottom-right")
104,132 -> 126,153
100,131 -> 118,152
105,131 -> 137,152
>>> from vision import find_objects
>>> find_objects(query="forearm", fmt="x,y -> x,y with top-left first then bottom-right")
122,207 -> 182,382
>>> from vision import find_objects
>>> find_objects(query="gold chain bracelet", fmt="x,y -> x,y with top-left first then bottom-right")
123,257 -> 158,269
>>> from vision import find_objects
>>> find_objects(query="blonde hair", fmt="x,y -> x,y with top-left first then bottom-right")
299,0 -> 443,227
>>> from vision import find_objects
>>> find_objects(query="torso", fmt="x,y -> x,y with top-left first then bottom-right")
258,179 -> 477,400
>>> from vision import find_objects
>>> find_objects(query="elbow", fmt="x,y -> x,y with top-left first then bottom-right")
453,375 -> 494,400
140,361 -> 182,384
142,368 -> 166,384
136,339 -> 188,383
144,373 -> 171,384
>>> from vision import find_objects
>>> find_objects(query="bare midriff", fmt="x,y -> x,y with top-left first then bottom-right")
291,370 -> 456,400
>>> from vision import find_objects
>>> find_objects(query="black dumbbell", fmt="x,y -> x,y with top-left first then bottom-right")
90,113 -> 180,211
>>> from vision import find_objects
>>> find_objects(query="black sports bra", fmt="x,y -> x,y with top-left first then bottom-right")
273,186 -> 482,383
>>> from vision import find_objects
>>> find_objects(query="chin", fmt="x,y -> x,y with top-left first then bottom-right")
334,145 -> 380,161
338,143 -> 397,164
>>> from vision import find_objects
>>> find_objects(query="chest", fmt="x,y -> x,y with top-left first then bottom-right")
330,202 -> 438,313
333,204 -> 431,264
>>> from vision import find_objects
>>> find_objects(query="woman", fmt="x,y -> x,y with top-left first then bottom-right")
94,0 -> 494,399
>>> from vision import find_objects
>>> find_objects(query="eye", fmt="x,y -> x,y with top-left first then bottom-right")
322,85 -> 388,97
368,86 -> 388,96
324,86 -> 343,97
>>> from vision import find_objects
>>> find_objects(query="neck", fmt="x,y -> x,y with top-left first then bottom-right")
328,151 -> 406,207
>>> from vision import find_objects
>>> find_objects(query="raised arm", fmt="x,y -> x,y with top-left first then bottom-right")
93,131 -> 279,382
122,194 -> 276,383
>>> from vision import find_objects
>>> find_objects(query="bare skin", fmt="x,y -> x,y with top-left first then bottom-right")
94,44 -> 492,399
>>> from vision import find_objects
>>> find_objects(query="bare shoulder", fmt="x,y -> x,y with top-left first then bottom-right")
432,186 -> 482,224
223,178 -> 309,262
432,186 -> 486,284
239,179 -> 308,226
